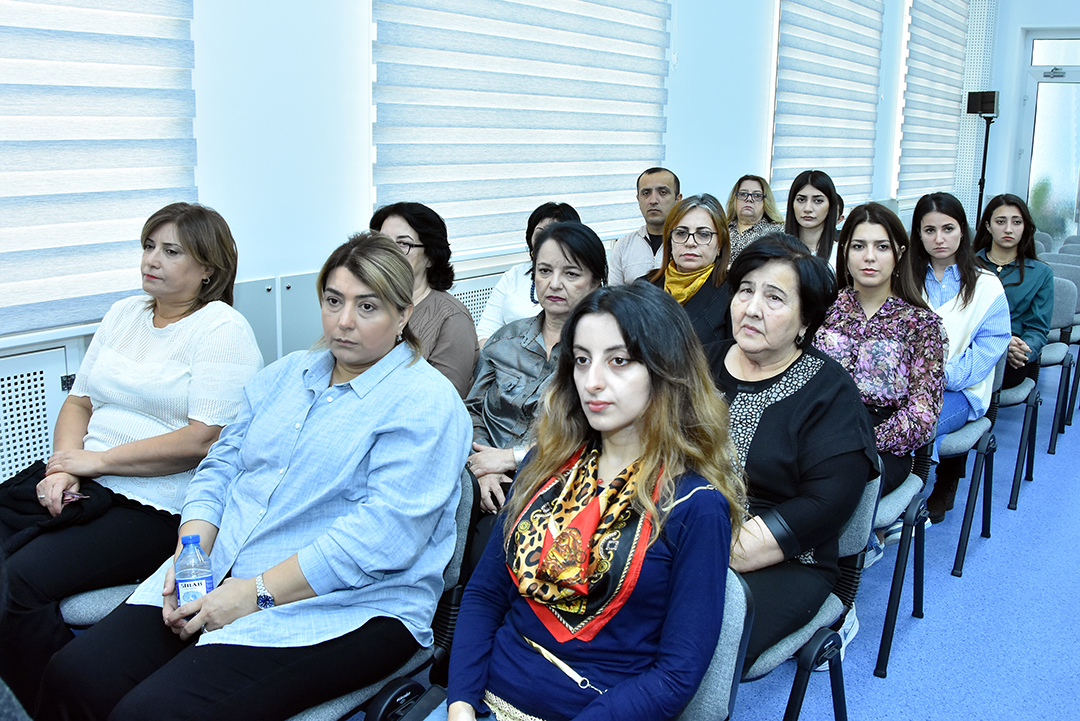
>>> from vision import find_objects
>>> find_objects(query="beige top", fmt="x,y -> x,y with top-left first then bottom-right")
409,290 -> 479,398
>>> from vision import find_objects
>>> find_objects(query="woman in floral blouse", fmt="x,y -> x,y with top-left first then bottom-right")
816,202 -> 947,494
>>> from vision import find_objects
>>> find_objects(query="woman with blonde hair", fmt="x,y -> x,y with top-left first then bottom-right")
647,193 -> 734,346
448,281 -> 744,721
725,174 -> 784,261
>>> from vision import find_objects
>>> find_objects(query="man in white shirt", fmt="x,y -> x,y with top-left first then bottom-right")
608,167 -> 682,285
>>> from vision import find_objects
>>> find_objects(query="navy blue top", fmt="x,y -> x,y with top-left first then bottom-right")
448,472 -> 732,721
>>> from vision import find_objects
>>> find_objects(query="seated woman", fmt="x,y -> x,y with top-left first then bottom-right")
707,234 -> 877,669
36,233 -> 472,721
910,193 -> 1011,523
447,282 -> 744,721
0,203 -> 263,710
371,202 -> 479,397
646,194 -> 734,347
465,222 -> 606,513
785,169 -> 844,270
725,174 -> 785,262
973,193 -> 1054,390
816,202 -> 947,496
475,202 -> 581,346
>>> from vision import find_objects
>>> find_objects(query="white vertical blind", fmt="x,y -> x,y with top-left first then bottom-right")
0,0 -> 196,336
771,0 -> 885,208
896,0 -> 970,201
371,0 -> 672,260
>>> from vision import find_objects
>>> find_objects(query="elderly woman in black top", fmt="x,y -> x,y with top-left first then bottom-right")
707,233 -> 876,668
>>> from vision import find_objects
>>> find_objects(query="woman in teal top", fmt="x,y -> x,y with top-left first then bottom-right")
973,194 -> 1054,390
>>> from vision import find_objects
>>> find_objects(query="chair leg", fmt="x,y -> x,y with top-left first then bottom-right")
1009,397 -> 1034,510
952,434 -> 989,578
913,509 -> 925,619
1067,347 -> 1079,426
787,628 -> 843,721
1050,357 -> 1073,453
874,496 -> 924,679
980,438 -> 995,539
1025,395 -> 1039,483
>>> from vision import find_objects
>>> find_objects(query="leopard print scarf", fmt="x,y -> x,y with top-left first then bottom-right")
507,445 -> 655,642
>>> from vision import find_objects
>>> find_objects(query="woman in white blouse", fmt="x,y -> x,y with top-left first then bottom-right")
0,203 -> 263,710
475,202 -> 581,346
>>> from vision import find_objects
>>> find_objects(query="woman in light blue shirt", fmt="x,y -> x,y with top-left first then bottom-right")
37,233 -> 472,721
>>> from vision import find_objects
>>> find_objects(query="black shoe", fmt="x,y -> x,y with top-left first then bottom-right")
927,474 -> 959,524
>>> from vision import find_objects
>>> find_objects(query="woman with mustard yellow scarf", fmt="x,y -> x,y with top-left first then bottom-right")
646,194 -> 733,347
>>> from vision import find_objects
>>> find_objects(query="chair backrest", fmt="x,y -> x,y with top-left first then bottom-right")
1043,253 -> 1080,267
1033,230 -> 1052,246
1060,245 -> 1080,256
838,459 -> 882,558
985,352 -> 1008,428
429,467 -> 479,661
1048,263 -> 1080,314
677,569 -> 754,721
1034,239 -> 1046,256
1062,234 -> 1080,246
1050,278 -> 1078,332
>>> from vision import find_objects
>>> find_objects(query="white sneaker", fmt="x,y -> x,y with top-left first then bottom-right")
814,604 -> 859,671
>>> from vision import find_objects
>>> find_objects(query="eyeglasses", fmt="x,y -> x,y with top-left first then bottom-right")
736,191 -> 765,203
394,240 -> 424,255
671,228 -> 716,245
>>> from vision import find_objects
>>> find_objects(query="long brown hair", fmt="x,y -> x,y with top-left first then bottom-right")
973,193 -> 1041,287
502,282 -> 745,545
646,194 -> 730,287
911,192 -> 979,308
836,202 -> 928,310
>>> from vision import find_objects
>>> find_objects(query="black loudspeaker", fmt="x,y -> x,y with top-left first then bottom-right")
967,91 -> 999,117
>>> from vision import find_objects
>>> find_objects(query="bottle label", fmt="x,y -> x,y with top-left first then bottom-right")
177,575 -> 215,606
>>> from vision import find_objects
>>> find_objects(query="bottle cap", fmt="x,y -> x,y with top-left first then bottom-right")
180,534 -> 201,545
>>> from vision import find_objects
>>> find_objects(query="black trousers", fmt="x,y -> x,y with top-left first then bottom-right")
0,499 -> 178,709
740,560 -> 834,670
37,604 -> 420,721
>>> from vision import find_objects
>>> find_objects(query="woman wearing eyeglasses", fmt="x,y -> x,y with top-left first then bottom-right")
725,174 -> 785,263
370,202 -> 479,397
646,194 -> 734,347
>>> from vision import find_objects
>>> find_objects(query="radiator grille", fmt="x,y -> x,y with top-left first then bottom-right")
453,286 -> 494,328
1,369 -> 51,478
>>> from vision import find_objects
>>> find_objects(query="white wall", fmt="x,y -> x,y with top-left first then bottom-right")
986,0 -> 1079,197
664,1 -> 776,198
191,0 -> 371,283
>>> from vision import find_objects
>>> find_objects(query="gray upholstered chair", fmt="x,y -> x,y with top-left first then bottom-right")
1039,278 -> 1077,456
1034,239 -> 1047,256
675,568 -> 755,721
1042,253 -> 1080,268
938,353 -> 1006,577
741,465 -> 880,721
285,466 -> 477,721
60,583 -> 138,628
1033,230 -> 1052,249
1060,245 -> 1080,255
1062,234 -> 1080,247
997,364 -> 1040,510
1045,263 -> 1080,428
873,444 -> 931,678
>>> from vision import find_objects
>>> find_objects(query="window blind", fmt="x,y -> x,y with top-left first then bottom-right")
896,0 -> 969,201
0,0 -> 196,336
771,0 -> 885,208
371,0 -> 671,261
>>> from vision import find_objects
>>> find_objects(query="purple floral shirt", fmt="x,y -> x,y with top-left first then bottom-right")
814,287 -> 948,455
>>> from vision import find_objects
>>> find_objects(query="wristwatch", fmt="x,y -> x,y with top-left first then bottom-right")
255,573 -> 275,610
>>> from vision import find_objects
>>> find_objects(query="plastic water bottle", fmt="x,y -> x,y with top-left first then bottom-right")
175,534 -> 214,606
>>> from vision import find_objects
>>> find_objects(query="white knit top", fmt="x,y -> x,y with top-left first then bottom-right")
70,295 -> 263,513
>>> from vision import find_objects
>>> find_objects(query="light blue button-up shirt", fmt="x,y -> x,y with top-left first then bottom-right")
923,264 -> 1011,417
128,343 -> 471,649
